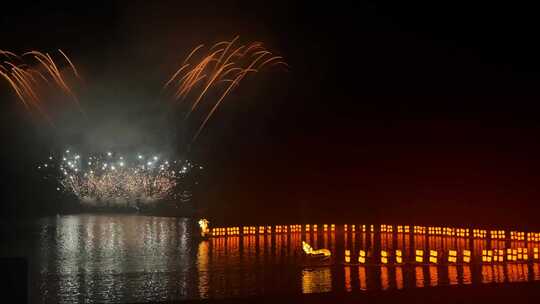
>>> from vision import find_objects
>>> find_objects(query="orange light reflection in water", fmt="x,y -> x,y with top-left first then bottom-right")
481,265 -> 494,284
344,266 -> 352,292
448,265 -> 458,285
197,241 -> 209,298
494,264 -> 505,283
534,263 -> 540,281
358,266 -> 368,291
415,266 -> 424,288
301,268 -> 332,294
37,217 -> 540,303
463,265 -> 472,284
380,266 -> 390,290
195,223 -> 540,298
395,266 -> 404,289
428,265 -> 438,287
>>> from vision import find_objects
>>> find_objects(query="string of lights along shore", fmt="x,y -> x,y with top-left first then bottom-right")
206,223 -> 540,266
203,223 -> 540,293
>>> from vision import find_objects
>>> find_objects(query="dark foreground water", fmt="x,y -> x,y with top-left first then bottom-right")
1,214 -> 540,303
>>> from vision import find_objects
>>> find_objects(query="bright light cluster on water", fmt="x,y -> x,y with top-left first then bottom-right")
38,150 -> 202,207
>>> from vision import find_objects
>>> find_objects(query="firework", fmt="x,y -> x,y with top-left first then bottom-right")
38,150 -> 201,208
0,49 -> 81,122
164,36 -> 288,143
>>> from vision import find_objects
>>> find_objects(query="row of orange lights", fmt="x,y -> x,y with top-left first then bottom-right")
305,224 -> 318,232
323,224 -> 336,232
344,248 -> 540,264
213,224 -> 333,236
511,231 -> 526,241
343,224 -> 374,232
527,232 -> 540,242
472,229 -> 487,238
380,224 -> 394,233
411,226 -> 471,237
259,226 -> 272,234
345,249 -> 447,264
442,227 -> 454,236
275,225 -> 288,233
344,225 -> 375,232
483,248 -> 540,262
490,230 -> 506,239
242,226 -> 256,235
428,227 -> 443,235
226,227 -> 240,235
211,225 -> 540,241
416,249 -> 441,263
290,225 -> 302,233
397,225 -> 410,233
211,228 -> 226,236
414,226 -> 426,234
482,249 -> 503,262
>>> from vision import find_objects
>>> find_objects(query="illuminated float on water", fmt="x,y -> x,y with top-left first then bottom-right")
302,241 -> 331,265
198,218 -> 210,239
302,241 -> 331,257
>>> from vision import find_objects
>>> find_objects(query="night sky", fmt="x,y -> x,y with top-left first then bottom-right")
2,1 -> 540,227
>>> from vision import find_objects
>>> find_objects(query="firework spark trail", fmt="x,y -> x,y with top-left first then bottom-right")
0,69 -> 27,107
39,151 -> 199,206
58,49 -> 80,79
187,62 -> 236,118
183,44 -> 205,64
29,51 -> 81,107
1,61 -> 55,123
164,36 -> 288,144
193,49 -> 286,143
0,50 -> 20,59
0,49 -> 82,120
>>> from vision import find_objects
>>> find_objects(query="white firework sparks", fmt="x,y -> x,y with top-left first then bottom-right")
38,151 -> 200,207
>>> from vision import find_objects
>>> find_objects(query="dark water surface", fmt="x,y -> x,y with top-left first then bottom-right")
1,214 -> 540,303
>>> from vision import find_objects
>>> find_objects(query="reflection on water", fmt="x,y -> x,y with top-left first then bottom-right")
380,266 -> 390,290
359,266 -> 368,290
302,268 -> 332,294
395,266 -> 404,289
197,241 -> 209,298
448,265 -> 458,285
429,265 -> 438,287
344,266 -> 352,292
3,216 -> 540,303
415,266 -> 425,288
463,265 -> 472,284
35,215 -> 197,303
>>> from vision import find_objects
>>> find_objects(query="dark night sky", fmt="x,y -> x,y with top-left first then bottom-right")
2,1 -> 540,227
